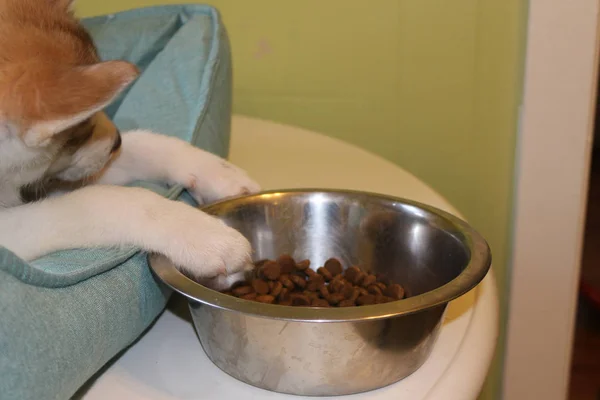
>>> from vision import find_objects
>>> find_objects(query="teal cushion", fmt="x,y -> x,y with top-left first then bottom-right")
0,5 -> 232,400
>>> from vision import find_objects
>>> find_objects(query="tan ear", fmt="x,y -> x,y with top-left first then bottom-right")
48,0 -> 75,10
20,61 -> 139,147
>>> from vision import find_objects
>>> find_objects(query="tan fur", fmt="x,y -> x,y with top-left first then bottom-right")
0,0 -> 138,142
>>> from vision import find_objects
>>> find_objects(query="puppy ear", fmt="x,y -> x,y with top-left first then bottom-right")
20,61 -> 139,147
48,0 -> 75,11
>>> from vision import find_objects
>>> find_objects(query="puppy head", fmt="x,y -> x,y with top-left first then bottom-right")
0,0 -> 139,182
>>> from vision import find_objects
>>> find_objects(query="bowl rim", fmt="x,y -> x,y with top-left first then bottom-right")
149,188 -> 492,322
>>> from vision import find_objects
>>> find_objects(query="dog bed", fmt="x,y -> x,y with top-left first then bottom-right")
0,5 -> 232,400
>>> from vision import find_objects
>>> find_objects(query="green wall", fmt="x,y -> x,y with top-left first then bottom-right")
76,1 -> 528,398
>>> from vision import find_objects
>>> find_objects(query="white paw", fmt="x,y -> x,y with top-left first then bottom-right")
173,145 -> 261,204
146,199 -> 255,280
197,269 -> 250,292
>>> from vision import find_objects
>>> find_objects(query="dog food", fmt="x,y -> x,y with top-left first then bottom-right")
220,255 -> 407,307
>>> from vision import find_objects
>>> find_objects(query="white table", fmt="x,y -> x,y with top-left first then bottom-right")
80,116 -> 498,400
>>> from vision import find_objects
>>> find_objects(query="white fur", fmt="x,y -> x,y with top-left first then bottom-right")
96,130 -> 260,203
56,137 -> 113,181
0,130 -> 261,280
0,135 -> 51,207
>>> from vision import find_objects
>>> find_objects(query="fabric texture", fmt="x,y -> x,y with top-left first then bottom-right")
0,5 -> 232,400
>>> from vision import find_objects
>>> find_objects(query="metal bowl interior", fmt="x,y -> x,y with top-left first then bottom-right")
150,189 -> 491,322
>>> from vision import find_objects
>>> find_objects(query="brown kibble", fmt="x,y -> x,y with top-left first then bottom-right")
324,258 -> 344,276
240,293 -> 257,301
344,266 -> 362,283
340,286 -> 359,301
277,254 -> 296,274
306,275 -> 325,291
279,287 -> 290,301
317,267 -> 333,281
279,273 -> 294,285
367,285 -> 383,296
280,276 -> 295,289
256,295 -> 276,304
260,261 -> 281,280
290,293 -> 311,306
361,274 -> 377,288
304,291 -> 320,301
251,279 -> 270,295
304,268 -> 318,278
290,274 -> 307,289
270,281 -> 283,297
232,285 -> 253,297
295,259 -> 311,271
384,284 -> 405,300
357,294 -> 376,306
341,285 -> 355,299
376,295 -> 394,304
343,277 -> 354,286
312,298 -> 330,307
327,293 -> 345,305
329,279 -> 344,293
219,256 -> 407,307
329,279 -> 345,293
291,269 -> 308,277
339,299 -> 356,307
318,284 -> 330,299
292,297 -> 310,307
354,271 -> 366,286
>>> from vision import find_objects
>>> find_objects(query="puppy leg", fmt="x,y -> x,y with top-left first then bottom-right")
0,185 -> 253,279
95,130 -> 261,204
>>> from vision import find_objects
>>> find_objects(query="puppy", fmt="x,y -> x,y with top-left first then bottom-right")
0,0 -> 260,282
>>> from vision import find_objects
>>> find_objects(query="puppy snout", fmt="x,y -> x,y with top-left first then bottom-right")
110,131 -> 122,153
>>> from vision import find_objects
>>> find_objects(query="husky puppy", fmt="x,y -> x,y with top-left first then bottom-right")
0,0 -> 260,281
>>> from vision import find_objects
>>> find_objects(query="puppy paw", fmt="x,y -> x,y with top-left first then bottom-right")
187,159 -> 261,204
171,144 -> 261,204
147,200 -> 255,279
197,269 -> 250,292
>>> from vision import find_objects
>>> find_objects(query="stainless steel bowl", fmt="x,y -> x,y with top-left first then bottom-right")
149,189 -> 491,396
